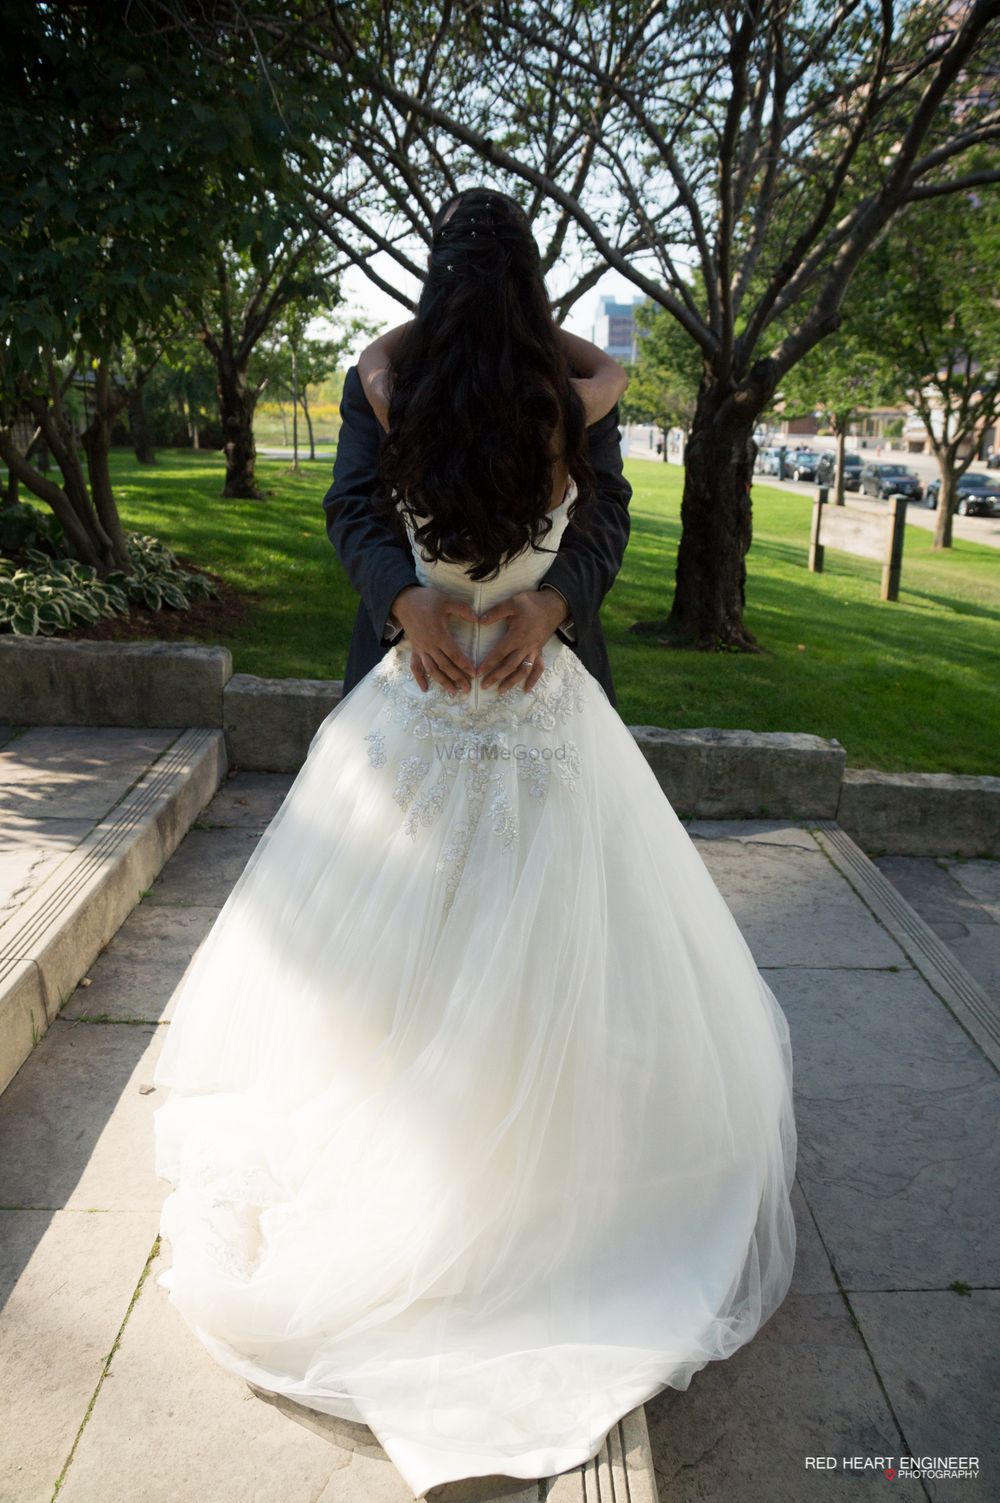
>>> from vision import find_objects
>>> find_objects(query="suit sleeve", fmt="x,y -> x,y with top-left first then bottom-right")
537,403 -> 631,642
537,582 -> 577,641
322,365 -> 420,642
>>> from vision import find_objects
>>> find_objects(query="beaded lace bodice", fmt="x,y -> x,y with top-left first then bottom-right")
363,478 -> 590,914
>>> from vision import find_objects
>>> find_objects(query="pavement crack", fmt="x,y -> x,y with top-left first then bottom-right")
50,1233 -> 161,1499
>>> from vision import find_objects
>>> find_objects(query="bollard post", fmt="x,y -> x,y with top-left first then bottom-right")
809,485 -> 826,572
881,493 -> 908,601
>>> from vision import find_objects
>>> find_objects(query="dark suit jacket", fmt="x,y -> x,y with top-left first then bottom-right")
322,365 -> 632,707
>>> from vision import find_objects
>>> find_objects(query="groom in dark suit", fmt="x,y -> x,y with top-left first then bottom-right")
322,365 -> 632,707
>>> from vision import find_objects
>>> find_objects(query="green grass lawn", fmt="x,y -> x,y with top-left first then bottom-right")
99,448 -> 998,774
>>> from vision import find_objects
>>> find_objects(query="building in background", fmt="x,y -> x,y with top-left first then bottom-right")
591,293 -> 646,362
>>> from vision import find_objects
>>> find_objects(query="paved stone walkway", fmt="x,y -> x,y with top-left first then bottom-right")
1,758 -> 997,1501
872,854 -> 1000,1001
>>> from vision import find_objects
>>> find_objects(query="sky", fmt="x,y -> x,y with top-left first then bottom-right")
332,249 -> 646,361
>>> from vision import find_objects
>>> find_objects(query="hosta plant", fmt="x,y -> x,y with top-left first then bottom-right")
0,535 -> 219,636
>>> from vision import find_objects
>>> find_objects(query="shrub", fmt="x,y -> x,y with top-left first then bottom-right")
0,534 -> 218,636
0,501 -> 66,558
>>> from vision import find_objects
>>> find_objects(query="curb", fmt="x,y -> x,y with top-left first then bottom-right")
811,821 -> 1000,1070
0,727 -> 227,1095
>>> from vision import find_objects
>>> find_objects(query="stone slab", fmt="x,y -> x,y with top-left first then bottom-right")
646,1292 -> 922,1501
630,726 -> 845,819
56,1239 -> 435,1503
0,1208 -> 158,1503
199,770 -> 294,828
682,818 -> 822,851
0,638 -> 232,728
0,814 -> 94,927
224,673 -> 343,772
689,826 -> 905,969
0,728 -> 227,1095
59,904 -> 219,1023
849,1290 -> 999,1498
874,855 -> 1000,1002
0,725 -> 177,820
765,964 -> 1000,1290
814,823 -> 1000,1070
944,857 -> 1000,922
0,1019 -> 167,1210
0,958 -> 46,1118
838,767 -> 1000,859
785,1179 -> 841,1298
141,826 -> 263,907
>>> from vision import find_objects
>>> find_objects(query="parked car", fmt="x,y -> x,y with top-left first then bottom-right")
815,451 -> 864,491
924,472 -> 1000,516
859,463 -> 924,501
788,448 -> 824,481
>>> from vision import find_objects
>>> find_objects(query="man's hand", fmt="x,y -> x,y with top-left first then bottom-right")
390,584 -> 479,694
475,589 -> 569,693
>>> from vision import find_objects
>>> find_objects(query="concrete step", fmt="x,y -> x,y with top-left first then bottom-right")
545,1406 -> 659,1501
0,725 -> 227,1095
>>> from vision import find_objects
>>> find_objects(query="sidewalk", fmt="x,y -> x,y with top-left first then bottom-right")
0,741 -> 997,1500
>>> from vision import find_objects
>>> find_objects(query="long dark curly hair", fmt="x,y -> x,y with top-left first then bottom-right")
372,186 -> 598,582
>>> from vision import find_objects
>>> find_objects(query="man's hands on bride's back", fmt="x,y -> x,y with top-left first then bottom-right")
389,585 -> 479,694
389,585 -> 568,695
475,590 -> 567,693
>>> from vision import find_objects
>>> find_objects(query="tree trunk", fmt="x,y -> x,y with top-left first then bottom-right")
0,385 -> 131,574
184,392 -> 201,449
216,358 -> 261,499
934,464 -> 956,549
0,426 -> 104,566
80,359 -> 130,569
833,419 -> 850,505
13,373 -> 119,567
127,381 -> 156,464
291,345 -> 299,470
631,381 -> 761,651
302,392 -> 316,462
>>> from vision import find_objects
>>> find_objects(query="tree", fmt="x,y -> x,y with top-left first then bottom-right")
0,0 -> 339,566
189,235 -> 341,498
149,340 -> 221,450
117,339 -> 163,466
255,308 -> 379,463
277,0 -> 1000,650
851,167 -> 1000,547
776,325 -> 900,505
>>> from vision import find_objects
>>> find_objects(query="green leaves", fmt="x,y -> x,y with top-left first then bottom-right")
0,532 -> 218,636
0,0 -> 346,396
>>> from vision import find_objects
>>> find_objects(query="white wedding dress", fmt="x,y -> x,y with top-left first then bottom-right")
152,477 -> 797,1498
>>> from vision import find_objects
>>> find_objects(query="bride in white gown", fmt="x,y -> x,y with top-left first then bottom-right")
152,188 -> 797,1499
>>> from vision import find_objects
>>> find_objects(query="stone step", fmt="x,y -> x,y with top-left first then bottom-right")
545,1405 -> 659,1501
0,726 -> 226,1095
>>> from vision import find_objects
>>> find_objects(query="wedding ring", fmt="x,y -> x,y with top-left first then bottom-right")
522,659 -> 534,669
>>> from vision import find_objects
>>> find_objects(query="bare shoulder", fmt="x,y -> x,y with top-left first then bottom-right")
571,371 -> 629,426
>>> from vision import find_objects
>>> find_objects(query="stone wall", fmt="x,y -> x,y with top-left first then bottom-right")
2,638 -> 996,856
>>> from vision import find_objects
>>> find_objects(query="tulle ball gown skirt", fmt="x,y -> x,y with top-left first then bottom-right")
151,632 -> 797,1498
